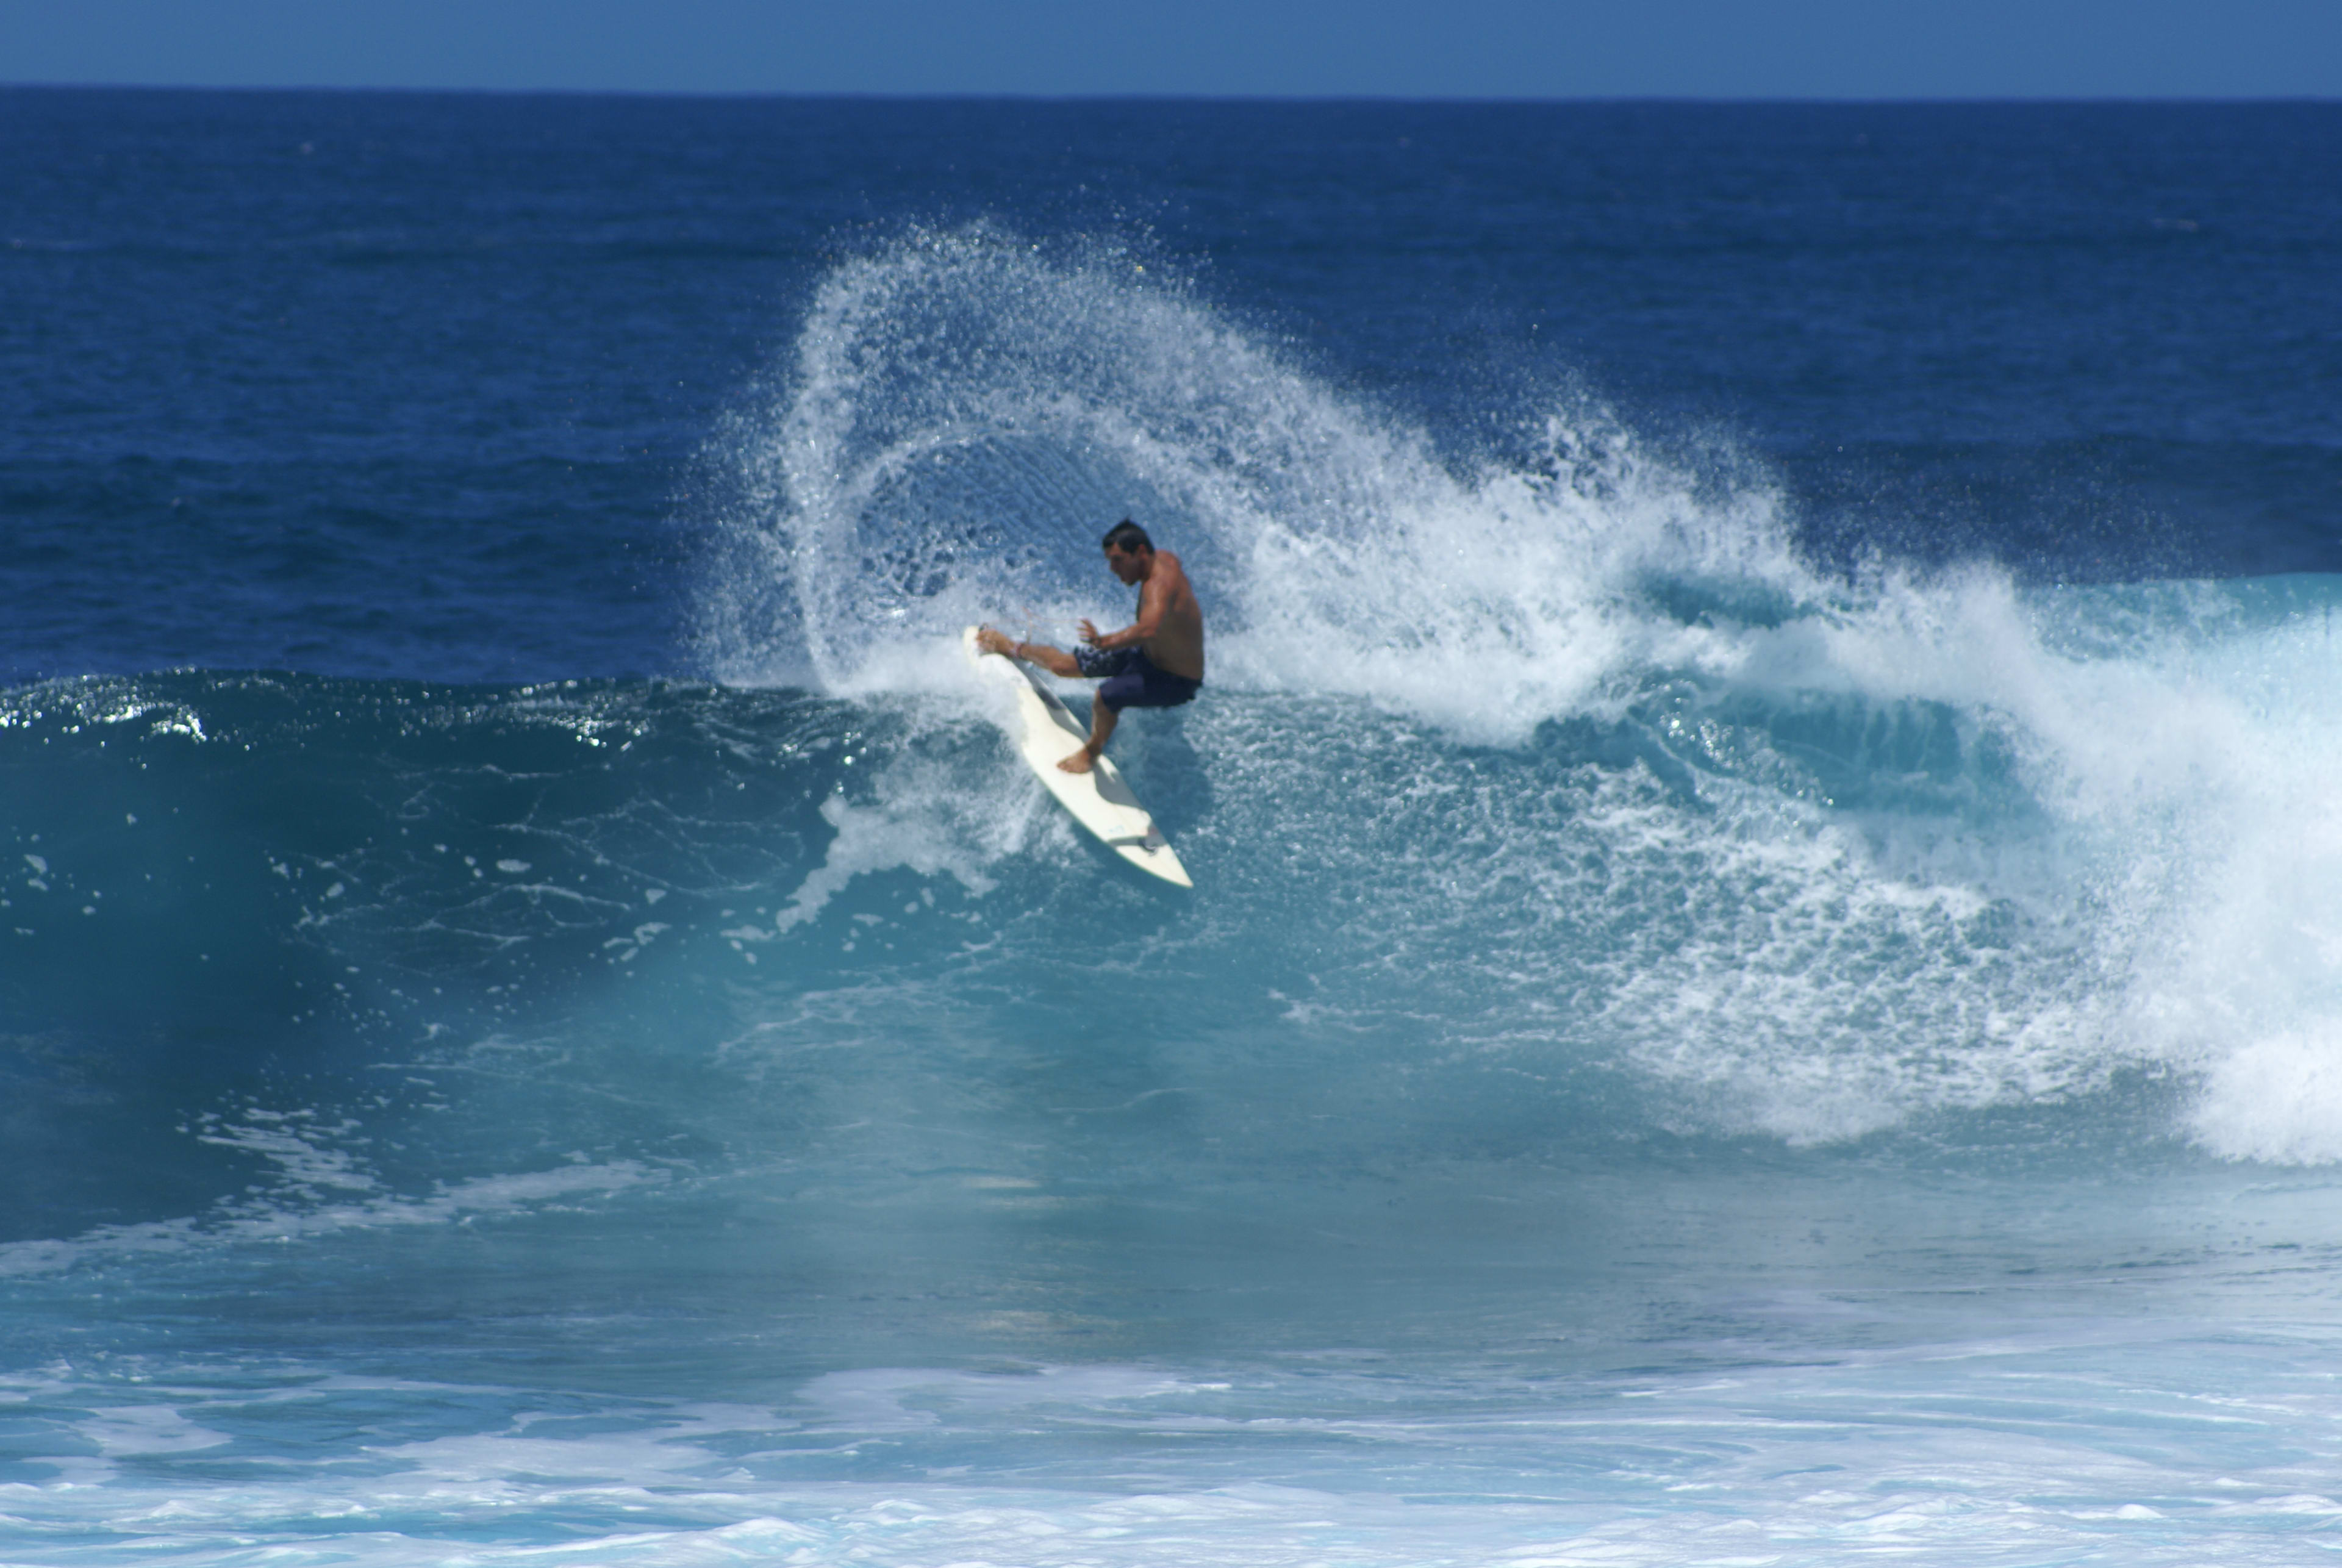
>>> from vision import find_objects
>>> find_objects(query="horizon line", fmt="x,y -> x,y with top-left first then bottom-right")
6,81 -> 2340,107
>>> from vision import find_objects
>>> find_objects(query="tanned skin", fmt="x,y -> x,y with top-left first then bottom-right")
976,540 -> 1204,774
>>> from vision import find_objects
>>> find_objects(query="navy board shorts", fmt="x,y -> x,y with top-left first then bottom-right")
1074,646 -> 1202,713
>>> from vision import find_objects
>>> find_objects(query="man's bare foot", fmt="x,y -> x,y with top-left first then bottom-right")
1057,748 -> 1099,775
975,626 -> 1013,657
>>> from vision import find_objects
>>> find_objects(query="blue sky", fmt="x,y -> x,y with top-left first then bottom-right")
4,0 -> 2339,98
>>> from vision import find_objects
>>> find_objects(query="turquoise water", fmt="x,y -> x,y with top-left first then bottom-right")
5,94 -> 2342,1563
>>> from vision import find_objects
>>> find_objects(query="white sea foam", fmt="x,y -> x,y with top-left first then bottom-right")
700,229 -> 1810,742
0,1107 -> 660,1279
767,699 -> 1048,936
2193,1029 -> 2342,1164
6,1339 -> 2340,1567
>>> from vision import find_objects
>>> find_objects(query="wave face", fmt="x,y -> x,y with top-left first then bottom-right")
10,236 -> 2341,1255
680,231 -> 2342,1162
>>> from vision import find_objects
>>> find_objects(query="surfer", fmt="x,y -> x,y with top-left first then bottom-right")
976,520 -> 1203,775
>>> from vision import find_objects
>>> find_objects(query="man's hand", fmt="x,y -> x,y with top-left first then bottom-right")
1078,618 -> 1105,647
975,626 -> 1014,657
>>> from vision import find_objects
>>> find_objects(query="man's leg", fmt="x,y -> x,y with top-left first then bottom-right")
1059,694 -> 1119,773
976,626 -> 1081,679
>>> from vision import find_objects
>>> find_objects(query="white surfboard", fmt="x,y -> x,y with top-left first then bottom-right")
963,626 -> 1193,888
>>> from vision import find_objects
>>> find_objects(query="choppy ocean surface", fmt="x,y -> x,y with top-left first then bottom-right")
6,91 -> 2342,1564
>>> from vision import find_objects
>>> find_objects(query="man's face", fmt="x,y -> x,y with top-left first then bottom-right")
1104,545 -> 1148,584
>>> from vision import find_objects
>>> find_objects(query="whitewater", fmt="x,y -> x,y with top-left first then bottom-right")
6,94 -> 2342,1566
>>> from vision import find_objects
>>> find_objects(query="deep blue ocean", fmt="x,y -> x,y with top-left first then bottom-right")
6,90 -> 2342,1564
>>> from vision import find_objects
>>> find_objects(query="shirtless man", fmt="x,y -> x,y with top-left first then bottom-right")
975,520 -> 1205,774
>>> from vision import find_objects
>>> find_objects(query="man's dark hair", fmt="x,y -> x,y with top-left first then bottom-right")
1101,519 -> 1153,555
